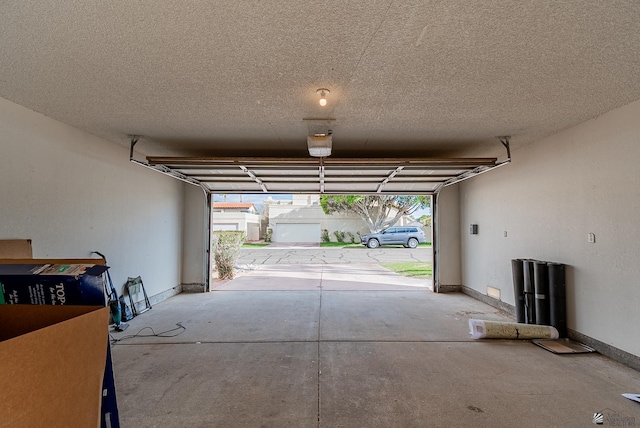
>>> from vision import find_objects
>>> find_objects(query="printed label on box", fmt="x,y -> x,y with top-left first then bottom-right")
32,264 -> 93,276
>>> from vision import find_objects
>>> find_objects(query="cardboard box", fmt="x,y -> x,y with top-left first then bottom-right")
0,259 -> 120,427
0,258 -> 106,265
0,263 -> 109,306
0,305 -> 109,428
0,240 -> 32,258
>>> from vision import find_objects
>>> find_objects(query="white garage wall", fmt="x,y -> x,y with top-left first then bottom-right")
435,185 -> 461,289
0,97 -> 184,302
459,99 -> 640,357
182,185 -> 207,287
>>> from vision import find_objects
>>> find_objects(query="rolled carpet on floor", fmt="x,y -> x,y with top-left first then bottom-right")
469,319 -> 559,340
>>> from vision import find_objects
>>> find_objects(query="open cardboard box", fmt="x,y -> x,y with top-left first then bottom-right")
0,256 -> 119,426
0,240 -> 33,259
0,305 -> 109,428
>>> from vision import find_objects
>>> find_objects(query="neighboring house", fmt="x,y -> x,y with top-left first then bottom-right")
212,202 -> 260,241
406,220 -> 432,242
264,195 -> 430,243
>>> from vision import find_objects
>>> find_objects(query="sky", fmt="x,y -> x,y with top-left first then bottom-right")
413,206 -> 432,218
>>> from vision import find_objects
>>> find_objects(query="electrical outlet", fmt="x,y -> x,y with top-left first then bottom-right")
588,233 -> 596,243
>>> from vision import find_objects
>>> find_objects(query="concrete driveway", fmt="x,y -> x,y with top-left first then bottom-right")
237,244 -> 432,265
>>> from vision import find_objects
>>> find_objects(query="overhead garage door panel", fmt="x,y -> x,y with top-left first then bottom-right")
143,156 -> 501,194
274,223 -> 321,243
206,182 -> 266,192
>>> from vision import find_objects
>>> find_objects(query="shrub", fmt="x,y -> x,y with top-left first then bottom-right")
334,231 -> 346,243
212,231 -> 245,280
321,229 -> 331,243
264,228 -> 273,242
346,231 -> 355,244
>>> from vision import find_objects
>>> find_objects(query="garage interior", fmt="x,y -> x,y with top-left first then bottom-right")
1,2 -> 640,427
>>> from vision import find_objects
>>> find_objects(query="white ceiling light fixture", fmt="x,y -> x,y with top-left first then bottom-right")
316,88 -> 330,107
307,133 -> 332,157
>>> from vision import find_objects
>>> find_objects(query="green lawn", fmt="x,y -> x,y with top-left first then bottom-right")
320,242 -> 432,248
241,243 -> 270,248
319,242 -> 361,247
381,262 -> 433,279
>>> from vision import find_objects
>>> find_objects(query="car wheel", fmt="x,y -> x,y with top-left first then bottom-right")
407,238 -> 419,249
367,239 -> 380,249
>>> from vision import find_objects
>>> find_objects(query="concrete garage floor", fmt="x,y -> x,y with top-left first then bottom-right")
111,265 -> 640,427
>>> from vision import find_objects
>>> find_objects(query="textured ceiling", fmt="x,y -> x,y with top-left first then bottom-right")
1,1 -> 639,160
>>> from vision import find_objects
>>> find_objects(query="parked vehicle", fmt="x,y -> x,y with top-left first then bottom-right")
360,226 -> 427,249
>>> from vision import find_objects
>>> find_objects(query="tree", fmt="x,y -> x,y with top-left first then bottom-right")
418,215 -> 432,227
320,195 -> 430,233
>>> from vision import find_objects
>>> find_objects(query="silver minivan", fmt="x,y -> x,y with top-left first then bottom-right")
361,226 -> 427,249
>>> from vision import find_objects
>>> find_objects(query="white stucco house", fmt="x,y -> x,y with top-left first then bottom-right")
264,195 -> 431,243
212,202 -> 261,241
